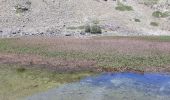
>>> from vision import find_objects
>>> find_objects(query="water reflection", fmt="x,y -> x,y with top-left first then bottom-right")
27,72 -> 170,100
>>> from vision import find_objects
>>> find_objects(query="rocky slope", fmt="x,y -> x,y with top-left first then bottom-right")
0,0 -> 169,37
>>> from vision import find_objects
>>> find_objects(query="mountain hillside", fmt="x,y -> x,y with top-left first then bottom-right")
0,0 -> 169,37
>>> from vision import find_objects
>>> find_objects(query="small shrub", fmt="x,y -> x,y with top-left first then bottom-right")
143,0 -> 159,5
15,5 -> 29,13
150,22 -> 159,26
85,24 -> 102,34
26,1 -> 32,5
152,11 -> 170,18
115,3 -> 133,11
85,24 -> 91,33
134,18 -> 141,22
91,25 -> 102,34
16,67 -> 26,73
92,19 -> 100,24
84,19 -> 102,34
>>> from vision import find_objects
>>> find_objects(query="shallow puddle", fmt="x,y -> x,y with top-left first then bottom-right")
26,72 -> 170,100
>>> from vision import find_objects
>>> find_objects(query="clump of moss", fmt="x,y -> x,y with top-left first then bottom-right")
150,22 -> 159,26
152,11 -> 170,18
115,3 -> 133,11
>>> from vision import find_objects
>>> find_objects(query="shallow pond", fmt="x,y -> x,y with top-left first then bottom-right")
26,72 -> 170,100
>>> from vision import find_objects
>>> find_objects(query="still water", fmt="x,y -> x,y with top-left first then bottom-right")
27,72 -> 170,100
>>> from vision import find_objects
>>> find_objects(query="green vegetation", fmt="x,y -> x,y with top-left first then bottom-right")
85,24 -> 91,33
152,11 -> 170,18
67,20 -> 102,34
1,38 -> 170,68
15,1 -> 31,13
0,64 -> 93,100
15,5 -> 29,13
85,22 -> 102,34
44,51 -> 170,68
90,24 -> 102,34
115,3 -> 133,11
99,36 -> 170,42
16,67 -> 26,73
67,26 -> 85,30
0,39 -> 45,54
142,0 -> 159,5
150,22 -> 159,26
1,37 -> 170,99
139,36 -> 170,42
134,18 -> 141,22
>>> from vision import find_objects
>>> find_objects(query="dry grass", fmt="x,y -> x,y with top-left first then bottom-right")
0,36 -> 170,72
12,36 -> 170,55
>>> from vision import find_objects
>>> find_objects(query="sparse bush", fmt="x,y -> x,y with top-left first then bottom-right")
150,22 -> 159,26
15,5 -> 29,13
84,24 -> 102,34
26,1 -> 32,5
142,0 -> 159,5
15,1 -> 31,13
134,18 -> 141,22
85,24 -> 91,33
152,11 -> 170,18
115,3 -> 133,11
92,19 -> 100,24
91,24 -> 102,34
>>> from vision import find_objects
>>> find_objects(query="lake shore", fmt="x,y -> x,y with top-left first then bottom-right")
1,36 -> 170,99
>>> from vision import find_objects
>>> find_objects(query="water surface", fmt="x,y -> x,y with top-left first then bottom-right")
27,72 -> 170,100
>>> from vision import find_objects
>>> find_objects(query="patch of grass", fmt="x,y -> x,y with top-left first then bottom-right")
141,36 -> 170,42
115,3 -> 133,11
139,36 -> 170,42
97,36 -> 170,42
0,64 -> 93,100
0,37 -> 170,68
150,22 -> 159,26
43,51 -> 170,68
1,37 -> 170,99
152,11 -> 170,18
0,39 -> 46,54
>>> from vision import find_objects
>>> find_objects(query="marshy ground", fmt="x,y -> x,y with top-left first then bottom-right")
0,36 -> 170,100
